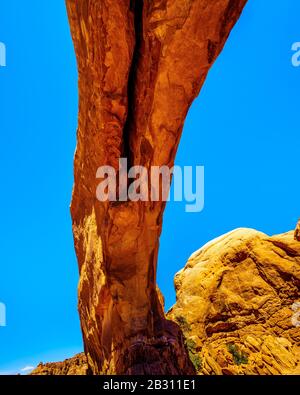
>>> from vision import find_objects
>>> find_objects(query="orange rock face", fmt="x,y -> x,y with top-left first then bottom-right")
31,354 -> 89,375
65,0 -> 247,374
168,229 -> 300,375
30,227 -> 300,375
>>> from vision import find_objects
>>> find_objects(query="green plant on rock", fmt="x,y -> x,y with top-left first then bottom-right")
190,353 -> 202,371
185,338 -> 196,352
174,315 -> 191,332
227,343 -> 248,366
184,337 -> 202,372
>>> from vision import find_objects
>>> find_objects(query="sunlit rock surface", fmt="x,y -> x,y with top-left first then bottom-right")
65,0 -> 247,374
168,228 -> 300,375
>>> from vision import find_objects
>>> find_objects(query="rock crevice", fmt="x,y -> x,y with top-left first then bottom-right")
168,228 -> 300,375
65,0 -> 247,374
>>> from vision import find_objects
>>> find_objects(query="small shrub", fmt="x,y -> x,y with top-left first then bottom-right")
175,315 -> 191,332
185,338 -> 196,352
189,353 -> 202,371
184,337 -> 202,371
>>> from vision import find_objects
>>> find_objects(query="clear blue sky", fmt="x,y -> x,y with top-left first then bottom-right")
0,1 -> 299,373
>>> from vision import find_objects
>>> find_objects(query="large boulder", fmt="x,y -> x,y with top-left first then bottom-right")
31,353 -> 89,375
168,228 -> 300,375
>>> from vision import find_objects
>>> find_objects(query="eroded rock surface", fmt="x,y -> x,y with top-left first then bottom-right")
65,0 -> 247,375
31,354 -> 89,375
295,219 -> 300,241
168,228 -> 300,375
31,227 -> 300,375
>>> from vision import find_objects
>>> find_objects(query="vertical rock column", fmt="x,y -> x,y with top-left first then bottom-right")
295,219 -> 300,241
66,0 -> 247,374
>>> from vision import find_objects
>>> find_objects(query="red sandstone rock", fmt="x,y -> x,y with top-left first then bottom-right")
65,0 -> 247,374
30,228 -> 300,375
